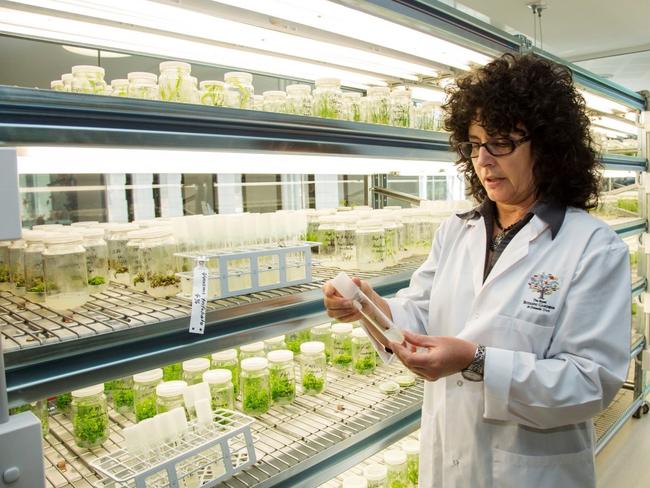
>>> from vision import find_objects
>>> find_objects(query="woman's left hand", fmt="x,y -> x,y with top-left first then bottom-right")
390,330 -> 478,381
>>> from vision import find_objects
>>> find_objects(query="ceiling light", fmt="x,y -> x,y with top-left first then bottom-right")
410,86 -> 446,103
62,45 -> 130,58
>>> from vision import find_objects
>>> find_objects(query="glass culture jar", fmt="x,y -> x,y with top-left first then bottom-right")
127,71 -> 157,91
343,92 -> 363,122
267,349 -> 295,405
106,223 -> 138,285
352,327 -> 376,375
0,242 -> 11,290
286,84 -> 312,116
300,341 -> 326,395
262,90 -> 287,113
140,229 -> 180,298
390,89 -> 412,128
264,335 -> 287,354
240,341 -> 265,360
130,81 -> 159,100
252,94 -> 264,111
189,76 -> 200,104
133,368 -> 163,422
315,215 -> 338,264
80,228 -> 109,294
159,61 -> 193,102
109,377 -> 134,415
103,86 -> 114,96
61,73 -> 73,92
285,328 -> 311,354
199,80 -> 226,107
367,86 -> 390,125
310,323 -> 332,363
43,234 -> 89,311
212,349 -> 239,397
415,101 -> 443,131
331,323 -> 353,369
364,463 -> 388,488
182,357 -> 210,385
71,65 -> 106,95
23,230 -> 47,303
31,400 -> 49,437
32,224 -> 64,232
156,380 -> 188,414
71,384 -> 109,449
384,450 -> 408,488
224,72 -> 254,109
110,79 -> 129,97
50,80 -> 65,92
240,357 -> 270,416
334,215 -> 357,270
163,362 -> 183,381
125,228 -> 150,292
203,369 -> 235,410
9,238 -> 26,296
356,219 -> 386,272
381,214 -> 402,266
312,78 -> 343,119
359,96 -> 371,123
403,439 -> 420,487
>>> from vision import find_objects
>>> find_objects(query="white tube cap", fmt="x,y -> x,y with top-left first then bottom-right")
330,272 -> 359,300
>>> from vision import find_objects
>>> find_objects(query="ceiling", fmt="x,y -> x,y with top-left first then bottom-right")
447,0 -> 650,93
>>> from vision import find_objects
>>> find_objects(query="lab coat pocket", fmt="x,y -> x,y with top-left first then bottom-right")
492,447 -> 595,488
491,314 -> 555,358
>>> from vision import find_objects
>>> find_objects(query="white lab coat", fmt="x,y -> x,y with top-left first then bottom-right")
384,207 -> 631,487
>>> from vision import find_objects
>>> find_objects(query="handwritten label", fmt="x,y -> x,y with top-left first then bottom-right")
189,259 -> 208,334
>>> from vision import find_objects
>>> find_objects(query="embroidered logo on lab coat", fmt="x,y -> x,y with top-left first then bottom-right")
523,273 -> 559,312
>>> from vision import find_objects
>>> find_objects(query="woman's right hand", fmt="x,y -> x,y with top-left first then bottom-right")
322,277 -> 392,323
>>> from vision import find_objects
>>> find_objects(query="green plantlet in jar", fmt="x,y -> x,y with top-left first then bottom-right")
13,273 -> 25,288
332,353 -> 352,367
270,368 -> 295,402
135,396 -> 157,422
149,272 -> 181,288
73,403 -> 108,447
114,264 -> 128,274
27,278 -> 45,293
0,264 -> 9,283
242,377 -> 270,415
9,404 -> 30,415
302,371 -> 324,392
386,471 -> 408,488
407,457 -> 419,485
112,388 -> 134,410
88,276 -> 106,286
163,363 -> 182,381
354,356 -> 376,374
132,272 -> 145,285
56,393 -> 72,413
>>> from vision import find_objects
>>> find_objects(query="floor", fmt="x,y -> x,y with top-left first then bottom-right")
596,397 -> 650,488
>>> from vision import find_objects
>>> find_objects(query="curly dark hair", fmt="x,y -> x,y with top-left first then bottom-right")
443,53 -> 600,209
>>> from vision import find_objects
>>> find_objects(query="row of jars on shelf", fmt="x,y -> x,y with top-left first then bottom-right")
43,322 -> 379,450
50,62 -> 445,130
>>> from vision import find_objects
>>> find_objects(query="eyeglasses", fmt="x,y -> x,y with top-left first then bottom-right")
457,135 -> 531,160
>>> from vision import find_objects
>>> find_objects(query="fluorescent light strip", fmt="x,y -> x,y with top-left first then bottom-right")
591,126 -> 634,139
8,0 -> 437,81
410,86 -> 446,103
0,7 -> 385,88
591,115 -> 639,136
211,0 -> 492,70
602,170 -> 637,178
17,147 -> 457,177
579,89 -> 634,115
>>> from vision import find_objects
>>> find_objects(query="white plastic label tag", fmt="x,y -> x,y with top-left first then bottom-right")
189,259 -> 208,334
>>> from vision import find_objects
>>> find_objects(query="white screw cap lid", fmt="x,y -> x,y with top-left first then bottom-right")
267,349 -> 294,363
311,323 -> 331,333
182,358 -> 210,373
384,449 -> 407,466
203,369 -> 232,384
212,349 -> 237,361
264,335 -> 286,345
133,368 -> 163,384
402,439 -> 420,454
331,322 -> 353,334
342,475 -> 368,488
300,341 -> 325,354
241,357 -> 268,372
363,463 -> 388,481
72,384 -> 104,397
156,380 -> 187,398
351,327 -> 369,339
159,61 -> 191,72
240,342 -> 265,353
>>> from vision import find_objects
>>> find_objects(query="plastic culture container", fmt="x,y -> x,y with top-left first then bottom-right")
109,377 -> 134,415
141,229 -> 180,298
125,229 -> 150,292
286,84 -> 312,116
285,329 -> 311,354
240,357 -> 271,416
61,73 -> 73,92
252,94 -> 264,111
224,72 -> 254,109
182,357 -> 210,385
203,369 -> 234,410
414,101 -> 441,131
364,463 -> 388,488
384,450 -> 408,488
262,90 -> 288,113
106,223 -> 138,285
9,238 -> 26,295
110,79 -> 129,97
312,78 -> 343,119
264,335 -> 287,354
71,65 -> 106,94
381,213 -> 402,266
199,80 -> 226,107
127,71 -> 157,87
23,231 -> 47,303
156,380 -> 188,414
0,242 -> 11,290
334,215 -> 357,270
390,89 -> 412,128
331,322 -> 353,369
211,349 -> 239,397
80,228 -> 109,294
133,369 -> 163,422
403,439 -> 420,486
310,322 -> 332,362
240,341 -> 265,360
356,219 -> 386,272
71,384 -> 109,449
315,215 -> 338,263
352,327 -> 376,374
163,362 -> 182,381
50,80 -> 65,91
267,349 -> 295,405
300,341 -> 327,395
343,476 -> 368,488
343,92 -> 363,122
159,61 -> 193,102
367,86 -> 391,125
130,81 -> 159,100
43,234 -> 89,311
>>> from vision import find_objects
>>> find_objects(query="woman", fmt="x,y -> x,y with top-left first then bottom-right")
323,53 -> 630,487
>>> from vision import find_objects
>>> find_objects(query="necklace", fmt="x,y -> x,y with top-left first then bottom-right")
490,216 -> 522,251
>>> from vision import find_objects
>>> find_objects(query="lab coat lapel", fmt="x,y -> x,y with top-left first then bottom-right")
464,218 -> 486,296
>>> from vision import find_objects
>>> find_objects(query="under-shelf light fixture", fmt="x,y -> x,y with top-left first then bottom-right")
579,89 -> 635,115
591,115 -> 639,136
